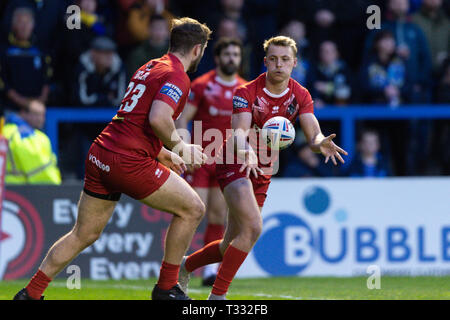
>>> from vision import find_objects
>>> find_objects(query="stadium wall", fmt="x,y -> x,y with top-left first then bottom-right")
0,178 -> 449,280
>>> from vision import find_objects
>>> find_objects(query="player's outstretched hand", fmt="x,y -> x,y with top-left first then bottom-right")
237,149 -> 264,178
319,134 -> 348,165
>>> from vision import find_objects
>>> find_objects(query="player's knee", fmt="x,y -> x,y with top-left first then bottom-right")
184,196 -> 206,222
240,217 -> 262,245
73,227 -> 102,247
247,220 -> 262,244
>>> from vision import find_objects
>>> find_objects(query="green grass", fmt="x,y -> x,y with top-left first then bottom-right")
1,276 -> 449,300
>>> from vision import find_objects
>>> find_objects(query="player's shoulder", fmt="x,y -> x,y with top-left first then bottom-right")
234,73 -> 263,96
192,70 -> 215,87
290,77 -> 311,98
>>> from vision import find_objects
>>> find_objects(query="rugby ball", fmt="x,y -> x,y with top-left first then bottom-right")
262,116 -> 295,150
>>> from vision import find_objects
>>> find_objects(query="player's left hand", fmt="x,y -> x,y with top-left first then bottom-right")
319,134 -> 348,165
159,149 -> 187,175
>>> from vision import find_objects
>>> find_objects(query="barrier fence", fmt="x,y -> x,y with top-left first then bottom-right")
45,105 -> 450,166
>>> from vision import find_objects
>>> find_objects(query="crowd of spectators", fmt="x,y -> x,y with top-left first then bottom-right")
0,0 -> 449,180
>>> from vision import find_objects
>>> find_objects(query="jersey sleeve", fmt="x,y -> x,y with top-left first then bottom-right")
298,87 -> 314,114
154,72 -> 190,112
187,79 -> 203,108
232,86 -> 252,114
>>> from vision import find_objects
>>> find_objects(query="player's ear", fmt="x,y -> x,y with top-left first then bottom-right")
263,56 -> 267,67
293,56 -> 298,68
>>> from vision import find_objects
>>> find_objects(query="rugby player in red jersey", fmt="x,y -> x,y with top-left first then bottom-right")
13,18 -> 212,301
179,36 -> 348,299
176,37 -> 246,286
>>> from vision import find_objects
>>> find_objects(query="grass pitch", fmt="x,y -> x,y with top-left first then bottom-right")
1,276 -> 449,300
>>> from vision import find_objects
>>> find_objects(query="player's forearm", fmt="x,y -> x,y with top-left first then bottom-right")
150,114 -> 185,151
299,113 -> 324,153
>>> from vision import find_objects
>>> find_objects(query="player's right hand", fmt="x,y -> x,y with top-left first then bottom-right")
237,149 -> 263,178
179,142 -> 208,170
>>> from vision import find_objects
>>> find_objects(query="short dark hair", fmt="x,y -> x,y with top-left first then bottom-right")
168,17 -> 212,55
213,37 -> 243,57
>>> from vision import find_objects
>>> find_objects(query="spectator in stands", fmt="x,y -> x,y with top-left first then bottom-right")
334,0 -> 385,72
0,7 -> 51,112
364,0 -> 433,103
345,130 -> 392,177
58,0 -> 113,104
3,99 -> 61,184
116,0 -> 173,57
308,40 -> 352,107
126,14 -> 169,78
279,20 -> 311,86
71,36 -> 126,107
282,142 -> 334,178
412,0 -> 450,74
278,0 -> 339,55
359,30 -> 410,107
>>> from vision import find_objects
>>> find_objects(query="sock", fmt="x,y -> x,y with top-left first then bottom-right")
204,223 -> 225,245
212,245 -> 248,296
25,269 -> 52,299
185,239 -> 223,273
157,261 -> 179,290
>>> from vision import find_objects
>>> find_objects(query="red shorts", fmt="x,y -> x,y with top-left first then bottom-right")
83,143 -> 170,201
216,163 -> 271,207
185,163 -> 219,188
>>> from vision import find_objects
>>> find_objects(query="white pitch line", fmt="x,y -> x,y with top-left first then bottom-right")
51,282 -> 334,300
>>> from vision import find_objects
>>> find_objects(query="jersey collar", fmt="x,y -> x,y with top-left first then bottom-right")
262,87 -> 290,98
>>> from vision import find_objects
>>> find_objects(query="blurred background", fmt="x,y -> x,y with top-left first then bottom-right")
0,0 -> 449,183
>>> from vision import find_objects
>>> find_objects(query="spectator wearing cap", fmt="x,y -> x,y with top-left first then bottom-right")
0,7 -> 51,113
60,0 -> 112,91
71,36 -> 126,107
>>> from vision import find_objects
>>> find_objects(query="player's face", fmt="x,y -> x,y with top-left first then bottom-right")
264,45 -> 297,83
187,43 -> 206,73
217,45 -> 242,76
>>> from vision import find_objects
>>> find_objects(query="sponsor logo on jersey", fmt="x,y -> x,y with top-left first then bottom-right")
233,96 -> 248,109
160,82 -> 183,104
272,106 -> 280,114
89,154 -> 110,172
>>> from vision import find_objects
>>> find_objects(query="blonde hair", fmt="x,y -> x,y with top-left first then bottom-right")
263,36 -> 298,56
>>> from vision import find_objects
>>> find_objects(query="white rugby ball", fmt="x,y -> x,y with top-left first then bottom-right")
262,116 -> 295,150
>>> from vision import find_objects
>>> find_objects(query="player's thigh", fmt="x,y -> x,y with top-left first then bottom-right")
206,187 -> 228,224
73,191 -> 117,239
193,187 -> 209,208
223,178 -> 261,228
140,171 -> 205,219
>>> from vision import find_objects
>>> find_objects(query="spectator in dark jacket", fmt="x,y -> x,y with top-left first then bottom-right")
0,7 -> 51,112
346,130 -> 392,177
412,0 -> 450,73
71,37 -> 126,107
364,0 -> 433,103
359,30 -> 410,106
308,40 -> 352,107
126,15 -> 169,79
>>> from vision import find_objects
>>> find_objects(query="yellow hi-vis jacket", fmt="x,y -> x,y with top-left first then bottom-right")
3,113 -> 61,184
